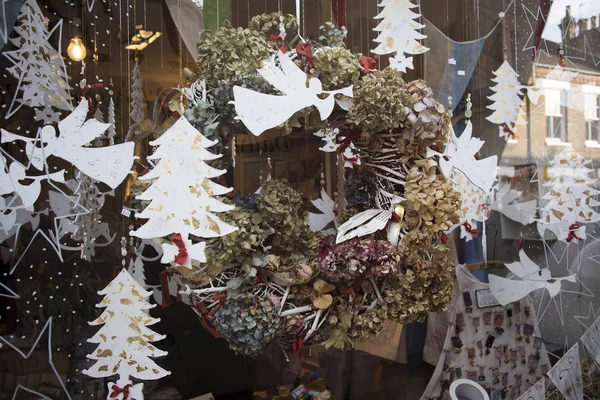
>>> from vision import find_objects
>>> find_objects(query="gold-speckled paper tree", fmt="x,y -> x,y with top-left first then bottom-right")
83,269 -> 170,399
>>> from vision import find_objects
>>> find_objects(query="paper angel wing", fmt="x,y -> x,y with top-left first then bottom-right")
491,184 -> 537,225
57,100 -> 110,146
258,50 -> 307,95
505,249 -> 544,280
336,208 -> 392,244
61,144 -> 134,189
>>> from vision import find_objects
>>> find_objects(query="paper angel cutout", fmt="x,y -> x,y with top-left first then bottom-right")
491,184 -> 537,225
83,269 -> 170,387
1,100 -> 135,189
0,162 -> 64,209
489,249 -> 576,306
336,208 -> 392,244
308,189 -> 336,232
232,50 -> 353,136
161,233 -> 206,269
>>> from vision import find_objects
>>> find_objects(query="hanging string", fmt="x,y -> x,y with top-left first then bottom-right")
513,0 -> 518,72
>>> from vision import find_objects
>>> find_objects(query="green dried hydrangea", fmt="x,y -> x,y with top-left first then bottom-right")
257,179 -> 308,246
197,21 -> 274,84
348,67 -> 412,133
208,204 -> 264,267
310,47 -> 360,90
349,307 -> 388,340
213,294 -> 281,357
250,12 -> 298,38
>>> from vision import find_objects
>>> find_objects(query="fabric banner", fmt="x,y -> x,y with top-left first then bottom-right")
202,0 -> 231,31
580,314 -> 600,369
516,378 -> 545,400
546,343 -> 583,400
164,0 -> 206,61
0,0 -> 26,49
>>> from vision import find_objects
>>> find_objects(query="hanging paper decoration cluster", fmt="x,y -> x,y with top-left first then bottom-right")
537,147 -> 599,243
129,13 -> 471,358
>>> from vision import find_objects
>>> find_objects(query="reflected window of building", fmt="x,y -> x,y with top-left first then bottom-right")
545,87 -> 569,141
584,90 -> 600,142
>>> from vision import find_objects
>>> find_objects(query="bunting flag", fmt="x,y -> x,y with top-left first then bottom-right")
164,0 -> 205,60
580,314 -> 600,369
546,343 -> 584,400
517,378 -> 545,400
0,0 -> 26,49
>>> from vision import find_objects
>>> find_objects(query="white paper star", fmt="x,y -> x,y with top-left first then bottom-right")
574,303 -> 600,330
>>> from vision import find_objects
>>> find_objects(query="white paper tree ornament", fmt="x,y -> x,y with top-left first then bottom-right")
232,50 -> 353,136
372,0 -> 429,73
538,147 -> 599,242
83,269 -> 170,400
131,116 -> 237,243
4,0 -> 72,119
486,60 -> 528,141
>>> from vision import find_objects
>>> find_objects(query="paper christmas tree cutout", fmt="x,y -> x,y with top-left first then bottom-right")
130,59 -> 145,125
1,100 -> 135,189
107,97 -> 117,145
131,116 -> 237,242
4,0 -> 72,119
486,60 -> 528,141
538,147 -> 600,242
83,269 -> 170,399
232,50 -> 353,136
372,0 -> 429,73
70,170 -> 115,261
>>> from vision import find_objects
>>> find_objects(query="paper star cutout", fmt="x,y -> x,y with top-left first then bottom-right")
0,317 -> 72,399
565,34 -> 600,68
521,2 -> 551,57
574,303 -> 600,330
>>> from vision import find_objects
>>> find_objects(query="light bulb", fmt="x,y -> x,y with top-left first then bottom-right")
67,37 -> 86,62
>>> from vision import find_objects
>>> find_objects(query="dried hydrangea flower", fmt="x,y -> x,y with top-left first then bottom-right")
249,12 -> 298,38
403,79 -> 450,145
349,307 -> 388,340
197,21 -> 275,84
404,159 -> 461,234
213,293 -> 281,357
310,47 -> 360,90
348,68 -> 410,133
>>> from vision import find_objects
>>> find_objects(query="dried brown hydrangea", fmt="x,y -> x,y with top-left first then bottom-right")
207,204 -> 264,267
384,231 -> 454,323
404,159 -> 461,234
197,21 -> 275,84
347,68 -> 411,133
349,307 -> 388,340
310,47 -> 360,90
403,80 -> 450,145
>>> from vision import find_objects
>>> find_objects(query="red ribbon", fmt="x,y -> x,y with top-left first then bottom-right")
159,270 -> 172,308
567,224 -> 580,242
196,303 -> 223,339
390,210 -> 402,222
269,34 -> 287,53
440,233 -> 449,244
336,129 -> 361,151
255,271 -> 269,286
478,204 -> 491,219
343,154 -> 359,165
463,222 -> 482,237
82,83 -> 104,112
503,124 -> 517,139
110,384 -> 132,399
518,238 -> 525,250
296,42 -> 314,67
358,56 -> 377,73
289,335 -> 304,365
171,233 -> 188,265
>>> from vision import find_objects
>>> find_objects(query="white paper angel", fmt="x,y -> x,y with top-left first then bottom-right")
314,128 -> 340,152
232,50 -> 353,136
489,249 -> 576,306
161,232 -> 206,269
0,160 -> 64,209
343,145 -> 361,169
1,100 -> 135,189
307,189 -> 336,233
491,183 -> 537,225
